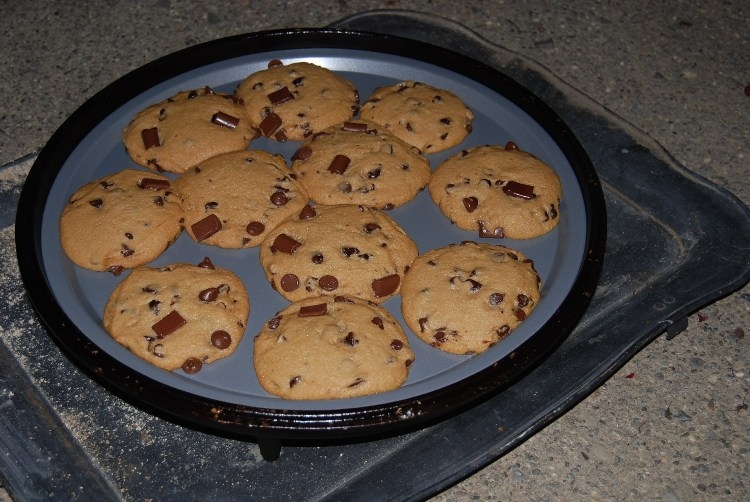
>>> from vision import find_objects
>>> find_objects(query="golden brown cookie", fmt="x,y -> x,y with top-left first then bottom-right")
254,295 -> 415,400
428,143 -> 562,239
258,204 -> 418,304
122,86 -> 257,173
236,60 -> 359,142
290,120 -> 431,209
359,80 -> 474,153
400,241 -> 541,355
59,169 -> 183,275
172,150 -> 309,248
103,257 -> 250,372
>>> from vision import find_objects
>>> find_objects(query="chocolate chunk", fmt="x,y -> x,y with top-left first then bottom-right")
343,332 -> 358,346
270,233 -> 302,254
197,256 -> 215,269
211,111 -> 239,129
502,180 -> 536,199
292,145 -> 312,161
198,287 -> 219,302
463,196 -> 478,213
191,214 -> 222,242
342,121 -> 368,132
371,274 -> 400,298
280,273 -> 300,292
89,198 -> 103,208
478,220 -> 504,238
270,191 -> 289,206
182,357 -> 202,374
299,204 -> 316,220
259,112 -> 282,137
298,303 -> 327,317
390,339 -> 403,350
372,317 -> 384,330
268,86 -> 294,105
328,154 -> 350,175
246,221 -> 265,236
141,127 -> 160,149
318,275 -> 339,291
138,178 -> 171,190
211,330 -> 232,350
152,310 -> 186,338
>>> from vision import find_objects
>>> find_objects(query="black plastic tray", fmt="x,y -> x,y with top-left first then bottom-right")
2,11 -> 749,501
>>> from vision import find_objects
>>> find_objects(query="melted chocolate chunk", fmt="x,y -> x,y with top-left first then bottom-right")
328,154 -> 351,175
371,274 -> 400,298
268,86 -> 294,105
141,127 -> 160,149
191,214 -> 222,242
211,330 -> 232,350
271,233 -> 302,254
502,180 -> 536,200
152,310 -> 186,338
211,112 -> 239,129
298,303 -> 327,317
138,178 -> 170,190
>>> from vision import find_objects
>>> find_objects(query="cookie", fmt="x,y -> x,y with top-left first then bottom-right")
290,120 -> 431,209
259,204 -> 418,304
359,80 -> 474,153
172,150 -> 309,248
122,86 -> 257,173
254,295 -> 415,400
400,241 -> 541,355
103,257 -> 250,372
59,169 -> 184,275
428,143 -> 562,239
235,60 -> 359,142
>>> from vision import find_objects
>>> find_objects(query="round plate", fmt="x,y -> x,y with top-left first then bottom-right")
15,29 -> 605,439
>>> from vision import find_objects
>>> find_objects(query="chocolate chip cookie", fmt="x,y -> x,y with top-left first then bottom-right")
122,86 -> 257,173
235,60 -> 359,142
428,143 -> 562,239
400,241 -> 541,355
259,204 -> 418,304
172,150 -> 309,248
290,120 -> 431,209
59,169 -> 184,275
254,295 -> 415,400
103,257 -> 250,373
359,80 -> 474,153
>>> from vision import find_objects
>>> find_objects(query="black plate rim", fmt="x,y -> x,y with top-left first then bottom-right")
15,27 -> 606,438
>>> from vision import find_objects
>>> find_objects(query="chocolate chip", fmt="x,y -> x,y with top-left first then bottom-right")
505,141 -> 519,151
292,76 -> 305,86
268,316 -> 281,330
517,294 -> 530,307
271,233 -> 302,254
108,265 -> 124,276
418,317 -> 428,332
268,86 -> 294,105
433,331 -> 448,345
328,154 -> 350,175
121,244 -> 134,257
343,332 -> 358,346
270,191 -> 289,206
148,299 -> 160,315
339,182 -> 352,193
390,339 -> 403,350
478,220 -> 504,238
198,287 -> 219,302
268,59 -> 283,68
348,378 -> 365,388
311,252 -> 324,264
210,330 -> 232,350
497,325 -> 510,337
363,223 -> 381,233
182,357 -> 202,374
197,256 -> 215,269
467,279 -> 482,293
153,196 -> 165,206
372,317 -> 384,330
299,204 -> 316,220
138,178 -> 170,190
289,376 -> 301,388
367,168 -> 381,179
141,127 -> 160,149
292,145 -> 312,161
280,273 -> 300,292
203,201 -> 219,211
298,303 -> 327,317
89,198 -> 103,208
463,196 -> 478,213
514,309 -> 527,321
246,221 -> 265,236
318,275 -> 339,291
152,310 -> 186,338
211,111 -> 239,129
502,180 -> 536,199
342,246 -> 359,257
259,112 -> 282,137
191,214 -> 222,242
371,274 -> 400,298
488,293 -> 504,306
